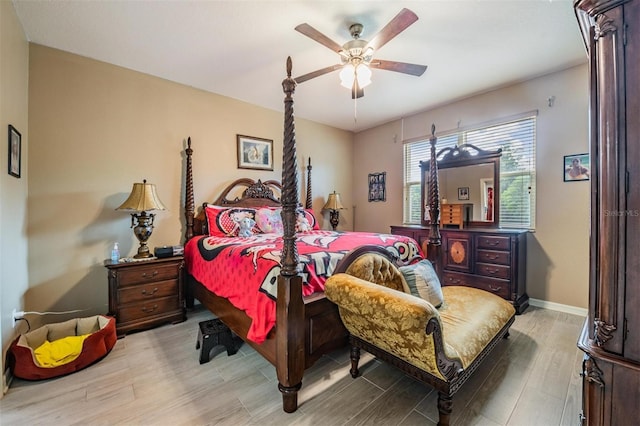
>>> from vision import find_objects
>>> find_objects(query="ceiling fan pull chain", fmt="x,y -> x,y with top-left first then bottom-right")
353,97 -> 358,129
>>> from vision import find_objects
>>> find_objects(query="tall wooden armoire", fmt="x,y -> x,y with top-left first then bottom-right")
574,0 -> 640,424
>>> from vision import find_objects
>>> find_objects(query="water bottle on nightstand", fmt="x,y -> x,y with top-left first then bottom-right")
111,242 -> 120,263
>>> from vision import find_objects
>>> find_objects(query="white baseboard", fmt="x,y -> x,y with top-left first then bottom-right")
2,367 -> 13,395
529,298 -> 588,317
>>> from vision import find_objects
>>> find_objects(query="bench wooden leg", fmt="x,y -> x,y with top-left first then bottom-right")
437,392 -> 453,426
350,346 -> 361,378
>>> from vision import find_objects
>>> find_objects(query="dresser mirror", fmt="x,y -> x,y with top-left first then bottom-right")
420,144 -> 502,228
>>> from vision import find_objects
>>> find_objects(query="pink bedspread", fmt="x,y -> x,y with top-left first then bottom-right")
185,230 -> 422,343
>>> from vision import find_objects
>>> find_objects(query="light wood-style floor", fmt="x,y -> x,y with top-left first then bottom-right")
0,305 -> 584,426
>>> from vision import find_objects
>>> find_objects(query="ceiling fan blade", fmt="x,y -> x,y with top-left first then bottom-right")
365,8 -> 419,52
295,23 -> 344,54
370,59 -> 427,76
294,64 -> 343,84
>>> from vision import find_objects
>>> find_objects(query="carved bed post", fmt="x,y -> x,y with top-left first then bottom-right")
305,158 -> 312,209
426,124 -> 441,268
276,57 -> 304,413
184,137 -> 195,243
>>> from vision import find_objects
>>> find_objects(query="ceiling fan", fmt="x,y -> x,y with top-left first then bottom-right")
294,8 -> 427,99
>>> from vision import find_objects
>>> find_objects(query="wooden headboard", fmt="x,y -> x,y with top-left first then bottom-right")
183,138 -> 313,241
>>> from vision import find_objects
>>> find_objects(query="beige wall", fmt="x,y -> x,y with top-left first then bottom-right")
0,0 -> 29,390
26,45 -> 353,327
353,64 -> 589,309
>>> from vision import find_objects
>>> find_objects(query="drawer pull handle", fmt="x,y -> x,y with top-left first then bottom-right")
489,285 -> 501,292
142,304 -> 158,313
447,278 -> 461,284
484,240 -> 500,246
142,271 -> 159,278
141,287 -> 158,296
485,254 -> 499,260
484,268 -> 499,275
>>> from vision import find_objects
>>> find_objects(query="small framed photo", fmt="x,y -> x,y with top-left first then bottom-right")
8,125 -> 21,178
564,153 -> 590,182
458,187 -> 469,200
368,172 -> 386,202
237,134 -> 273,170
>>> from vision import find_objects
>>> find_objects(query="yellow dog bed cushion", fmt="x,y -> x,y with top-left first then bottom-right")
9,315 -> 117,380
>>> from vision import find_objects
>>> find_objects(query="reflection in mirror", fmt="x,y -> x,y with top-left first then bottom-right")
420,143 -> 502,228
439,164 -> 494,222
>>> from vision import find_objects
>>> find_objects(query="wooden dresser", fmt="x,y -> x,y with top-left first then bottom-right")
391,225 -> 528,314
105,256 -> 186,337
440,203 -> 473,228
575,0 -> 640,423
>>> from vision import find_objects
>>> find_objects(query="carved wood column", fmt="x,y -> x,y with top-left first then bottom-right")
276,57 -> 304,413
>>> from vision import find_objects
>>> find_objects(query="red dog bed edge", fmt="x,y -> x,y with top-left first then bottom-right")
8,315 -> 117,381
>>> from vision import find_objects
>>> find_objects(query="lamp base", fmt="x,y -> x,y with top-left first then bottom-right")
329,210 -> 340,231
134,244 -> 153,259
131,212 -> 155,259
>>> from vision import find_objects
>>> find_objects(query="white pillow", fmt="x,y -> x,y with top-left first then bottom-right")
399,259 -> 444,308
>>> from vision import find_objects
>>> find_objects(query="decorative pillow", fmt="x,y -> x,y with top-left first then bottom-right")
255,207 -> 284,234
204,205 -> 261,237
297,208 -> 320,231
398,259 -> 444,308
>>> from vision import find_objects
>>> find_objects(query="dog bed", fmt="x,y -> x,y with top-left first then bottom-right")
8,315 -> 117,380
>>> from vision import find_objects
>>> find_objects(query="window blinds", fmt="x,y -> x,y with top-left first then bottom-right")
403,115 -> 536,228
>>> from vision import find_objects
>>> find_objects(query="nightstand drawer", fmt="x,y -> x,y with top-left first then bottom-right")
118,279 -> 179,304
117,296 -> 181,324
476,235 -> 510,251
476,249 -> 510,265
118,263 -> 178,286
476,262 -> 511,279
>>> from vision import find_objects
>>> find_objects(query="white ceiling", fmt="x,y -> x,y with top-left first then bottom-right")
13,0 -> 586,132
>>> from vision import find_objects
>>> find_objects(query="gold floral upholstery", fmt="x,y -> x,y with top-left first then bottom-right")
325,254 -> 515,382
344,253 -> 410,293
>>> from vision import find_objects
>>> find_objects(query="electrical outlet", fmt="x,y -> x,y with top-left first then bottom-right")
12,309 -> 17,328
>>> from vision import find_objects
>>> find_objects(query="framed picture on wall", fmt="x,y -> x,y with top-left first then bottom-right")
564,153 -> 590,181
458,187 -> 469,200
237,134 -> 273,170
8,125 -> 21,178
368,172 -> 386,202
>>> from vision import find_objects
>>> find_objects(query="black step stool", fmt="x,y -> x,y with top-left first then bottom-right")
196,318 -> 239,364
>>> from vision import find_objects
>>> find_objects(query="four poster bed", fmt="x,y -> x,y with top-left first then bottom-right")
182,58 -> 443,412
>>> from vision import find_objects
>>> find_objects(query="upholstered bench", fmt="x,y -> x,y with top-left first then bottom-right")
325,253 -> 515,426
196,318 -> 239,364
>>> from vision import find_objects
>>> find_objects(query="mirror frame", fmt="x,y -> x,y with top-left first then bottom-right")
420,143 -> 502,228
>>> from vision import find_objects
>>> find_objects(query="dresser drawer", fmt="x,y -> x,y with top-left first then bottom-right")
476,235 -> 510,251
476,249 -> 510,265
476,262 -> 511,279
118,263 -> 179,286
117,296 -> 181,324
442,271 -> 510,299
118,279 -> 179,304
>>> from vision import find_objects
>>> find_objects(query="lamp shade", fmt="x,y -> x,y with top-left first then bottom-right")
322,191 -> 345,211
116,180 -> 166,212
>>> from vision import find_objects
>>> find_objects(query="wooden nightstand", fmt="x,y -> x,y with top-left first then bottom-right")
105,256 -> 186,337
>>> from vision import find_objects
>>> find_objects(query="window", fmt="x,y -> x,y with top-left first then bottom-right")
403,114 -> 536,229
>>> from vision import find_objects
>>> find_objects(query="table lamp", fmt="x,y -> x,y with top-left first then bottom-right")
322,191 -> 345,231
116,179 -> 166,258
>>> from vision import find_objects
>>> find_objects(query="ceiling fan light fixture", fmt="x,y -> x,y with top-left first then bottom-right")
339,64 -> 355,88
356,64 -> 372,88
340,63 -> 371,90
